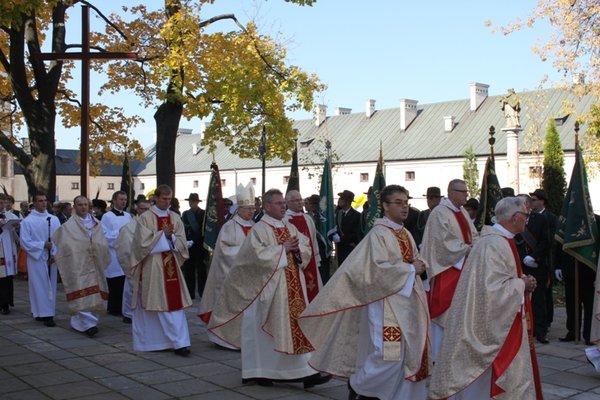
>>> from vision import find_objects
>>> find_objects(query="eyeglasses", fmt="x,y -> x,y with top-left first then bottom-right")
451,189 -> 469,193
385,200 -> 409,206
513,211 -> 529,218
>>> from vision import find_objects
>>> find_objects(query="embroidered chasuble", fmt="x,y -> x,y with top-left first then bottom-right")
208,214 -> 312,354
53,215 -> 111,313
299,218 -> 431,380
286,212 -> 321,302
429,225 -> 543,399
198,215 -> 254,324
130,208 -> 191,312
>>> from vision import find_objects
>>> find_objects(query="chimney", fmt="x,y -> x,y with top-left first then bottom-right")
444,116 -> 455,132
192,143 -> 198,155
470,82 -> 489,111
399,99 -> 418,130
366,99 -> 376,118
314,104 -> 327,127
335,107 -> 352,116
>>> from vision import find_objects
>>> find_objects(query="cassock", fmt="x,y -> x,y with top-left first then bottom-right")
284,209 -> 322,302
101,209 -> 132,315
299,217 -> 431,400
114,216 -> 141,321
53,214 -> 111,332
129,206 -> 191,351
428,224 -> 543,400
208,213 -> 314,380
0,212 -> 20,312
420,197 -> 477,360
198,213 -> 254,348
20,210 -> 61,318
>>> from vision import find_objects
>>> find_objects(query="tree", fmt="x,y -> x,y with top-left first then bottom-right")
95,1 -> 324,190
487,0 -> 600,163
542,118 -> 567,215
462,145 -> 480,198
0,1 -> 144,201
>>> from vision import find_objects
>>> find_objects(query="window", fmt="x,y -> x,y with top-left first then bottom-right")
250,177 -> 257,184
283,176 -> 290,184
0,154 -> 8,178
140,182 -> 145,190
221,179 -> 226,187
193,180 -> 199,188
107,183 -> 115,190
529,166 -> 542,179
405,171 -> 415,181
71,182 -> 79,190
360,173 -> 369,182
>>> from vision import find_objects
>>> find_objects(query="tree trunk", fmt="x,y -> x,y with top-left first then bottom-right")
154,100 -> 183,191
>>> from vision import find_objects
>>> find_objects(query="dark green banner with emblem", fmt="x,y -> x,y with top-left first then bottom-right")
555,145 -> 598,271
318,158 -> 335,258
474,155 -> 503,231
286,142 -> 300,194
202,162 -> 225,252
120,152 -> 135,213
364,148 -> 386,234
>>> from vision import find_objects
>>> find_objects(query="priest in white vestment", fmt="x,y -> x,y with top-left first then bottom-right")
20,193 -> 61,327
53,196 -> 111,336
300,185 -> 431,400
199,182 -> 255,349
420,179 -> 478,360
128,185 -> 192,356
429,197 -> 543,399
0,193 -> 20,315
101,190 -> 132,318
208,189 -> 331,388
283,190 -> 322,303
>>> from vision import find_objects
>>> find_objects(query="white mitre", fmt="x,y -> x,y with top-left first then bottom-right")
236,182 -> 255,206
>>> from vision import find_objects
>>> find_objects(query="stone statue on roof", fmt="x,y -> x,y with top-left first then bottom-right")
500,88 -> 521,129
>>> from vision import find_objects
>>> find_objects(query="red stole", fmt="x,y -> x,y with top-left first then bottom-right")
273,225 -> 314,354
288,214 -> 320,302
490,238 -> 543,399
155,214 -> 185,311
429,209 -> 473,319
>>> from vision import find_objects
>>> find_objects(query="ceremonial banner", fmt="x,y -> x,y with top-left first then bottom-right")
474,155 -> 503,231
202,162 -> 225,252
364,147 -> 386,234
120,152 -> 135,212
286,142 -> 300,194
318,158 -> 336,257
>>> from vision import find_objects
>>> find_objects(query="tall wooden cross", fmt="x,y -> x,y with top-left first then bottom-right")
34,5 -> 137,197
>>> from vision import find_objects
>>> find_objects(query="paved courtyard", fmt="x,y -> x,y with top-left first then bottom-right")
1,278 -> 600,399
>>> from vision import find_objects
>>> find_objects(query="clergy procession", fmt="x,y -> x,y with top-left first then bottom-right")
2,172 -> 599,400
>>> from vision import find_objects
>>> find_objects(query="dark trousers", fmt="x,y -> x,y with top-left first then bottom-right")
0,276 -> 14,309
524,265 -> 548,337
563,263 -> 596,341
182,244 -> 206,299
106,275 -> 125,315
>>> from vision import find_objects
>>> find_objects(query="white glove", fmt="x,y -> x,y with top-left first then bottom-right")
332,233 -> 341,243
555,269 -> 563,281
523,256 -> 538,268
186,240 -> 194,248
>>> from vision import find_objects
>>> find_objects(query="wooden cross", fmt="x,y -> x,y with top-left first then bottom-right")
34,5 -> 136,198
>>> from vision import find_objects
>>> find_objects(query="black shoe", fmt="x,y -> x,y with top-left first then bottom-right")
1,307 -> 9,315
85,327 -> 99,337
122,317 -> 132,324
348,381 -> 379,400
35,317 -> 44,321
303,373 -> 332,389
536,335 -> 549,344
174,347 -> 190,356
559,333 -> 575,342
44,317 -> 56,327
242,377 -> 273,386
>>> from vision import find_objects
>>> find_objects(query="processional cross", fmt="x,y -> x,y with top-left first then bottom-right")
34,5 -> 137,197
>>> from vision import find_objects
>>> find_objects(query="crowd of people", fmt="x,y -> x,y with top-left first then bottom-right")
1,178 -> 599,399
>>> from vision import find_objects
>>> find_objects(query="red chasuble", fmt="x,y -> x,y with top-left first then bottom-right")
429,209 -> 473,319
287,214 -> 320,302
273,225 -> 314,354
155,214 -> 186,311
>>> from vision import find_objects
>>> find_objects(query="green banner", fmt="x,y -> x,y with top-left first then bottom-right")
474,155 -> 503,231
318,158 -> 335,257
202,162 -> 225,252
286,143 -> 300,194
555,146 -> 598,271
120,152 -> 135,212
364,148 -> 386,234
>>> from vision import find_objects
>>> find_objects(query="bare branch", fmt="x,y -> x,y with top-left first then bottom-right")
80,0 -> 132,45
0,129 -> 31,169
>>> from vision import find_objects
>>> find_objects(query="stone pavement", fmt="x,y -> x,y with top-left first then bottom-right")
1,278 -> 599,400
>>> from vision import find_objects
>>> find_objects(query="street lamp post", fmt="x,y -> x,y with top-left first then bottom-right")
260,126 -> 266,196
